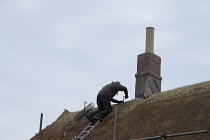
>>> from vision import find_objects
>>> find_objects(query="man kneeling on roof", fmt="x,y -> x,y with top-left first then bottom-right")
86,81 -> 128,122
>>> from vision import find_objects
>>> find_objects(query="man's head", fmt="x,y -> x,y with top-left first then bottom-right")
112,81 -> 121,84
115,81 -> 120,84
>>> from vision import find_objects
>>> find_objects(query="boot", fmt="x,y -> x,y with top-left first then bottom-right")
86,114 -> 94,123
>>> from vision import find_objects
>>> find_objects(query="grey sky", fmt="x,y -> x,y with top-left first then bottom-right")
0,0 -> 210,140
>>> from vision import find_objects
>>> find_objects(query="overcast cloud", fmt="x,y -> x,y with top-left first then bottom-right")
0,0 -> 210,140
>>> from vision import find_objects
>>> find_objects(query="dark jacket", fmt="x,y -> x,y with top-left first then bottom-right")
99,82 -> 128,100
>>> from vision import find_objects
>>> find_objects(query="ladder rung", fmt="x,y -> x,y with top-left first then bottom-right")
73,121 -> 100,140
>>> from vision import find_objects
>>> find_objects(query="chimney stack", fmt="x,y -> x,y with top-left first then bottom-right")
135,27 -> 162,98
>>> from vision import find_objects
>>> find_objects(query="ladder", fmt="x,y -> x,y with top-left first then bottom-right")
72,120 -> 100,140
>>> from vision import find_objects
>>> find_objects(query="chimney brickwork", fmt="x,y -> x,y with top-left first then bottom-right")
135,27 -> 162,99
136,53 -> 161,79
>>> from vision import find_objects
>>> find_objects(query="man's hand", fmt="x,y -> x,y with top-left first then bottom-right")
111,98 -> 123,104
118,100 -> 124,104
125,95 -> 129,99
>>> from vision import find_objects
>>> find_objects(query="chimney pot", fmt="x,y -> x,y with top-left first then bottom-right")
145,27 -> 155,53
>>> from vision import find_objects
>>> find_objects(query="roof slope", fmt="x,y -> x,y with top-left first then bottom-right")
30,81 -> 210,140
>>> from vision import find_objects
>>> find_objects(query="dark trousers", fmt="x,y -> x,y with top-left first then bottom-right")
89,92 -> 112,120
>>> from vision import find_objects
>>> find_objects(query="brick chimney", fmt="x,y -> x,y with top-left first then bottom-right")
135,27 -> 162,98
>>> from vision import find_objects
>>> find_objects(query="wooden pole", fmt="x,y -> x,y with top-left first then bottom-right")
38,113 -> 43,140
113,105 -> 118,140
123,96 -> 125,108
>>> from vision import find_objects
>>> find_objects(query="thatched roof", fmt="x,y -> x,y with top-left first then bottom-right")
30,81 -> 210,140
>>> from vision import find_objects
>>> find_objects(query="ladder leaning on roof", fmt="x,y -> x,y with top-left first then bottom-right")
72,120 -> 100,140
